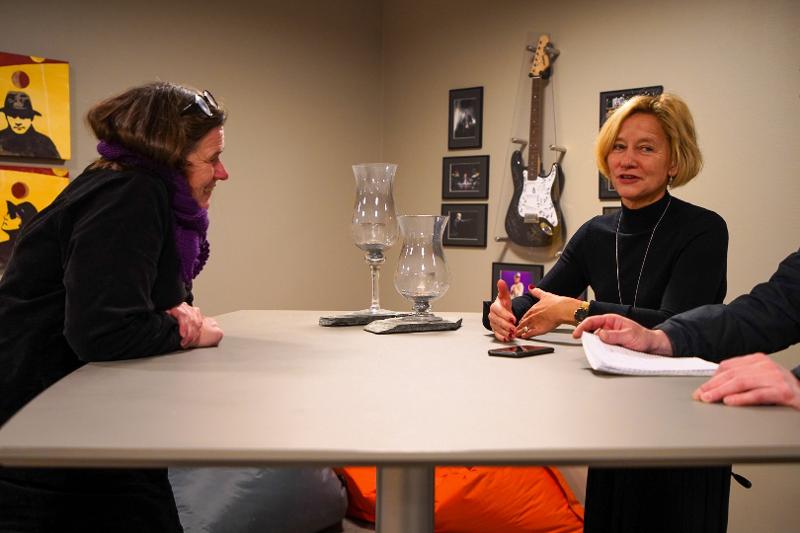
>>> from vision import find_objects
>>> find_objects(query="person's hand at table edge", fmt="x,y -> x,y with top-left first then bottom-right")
692,353 -> 800,410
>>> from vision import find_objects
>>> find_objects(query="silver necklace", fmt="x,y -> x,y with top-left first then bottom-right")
615,197 -> 672,307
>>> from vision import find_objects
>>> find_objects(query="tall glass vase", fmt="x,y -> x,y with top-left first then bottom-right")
319,163 -> 407,326
350,163 -> 399,316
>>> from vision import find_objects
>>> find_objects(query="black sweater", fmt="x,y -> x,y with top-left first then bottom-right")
510,192 -> 728,327
0,166 -> 186,427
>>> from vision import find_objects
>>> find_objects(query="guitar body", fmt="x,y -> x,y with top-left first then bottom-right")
505,149 -> 563,247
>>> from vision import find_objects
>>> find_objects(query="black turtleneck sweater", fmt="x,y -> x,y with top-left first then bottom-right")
510,192 -> 728,327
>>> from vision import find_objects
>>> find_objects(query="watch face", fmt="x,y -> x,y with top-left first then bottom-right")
575,305 -> 589,323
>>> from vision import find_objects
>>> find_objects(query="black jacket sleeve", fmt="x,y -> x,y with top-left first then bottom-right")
62,171 -> 183,361
658,250 -> 800,361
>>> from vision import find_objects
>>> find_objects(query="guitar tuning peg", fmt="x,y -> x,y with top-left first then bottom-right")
526,45 -> 537,52
545,43 -> 560,60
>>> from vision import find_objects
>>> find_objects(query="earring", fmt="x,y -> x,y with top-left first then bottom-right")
668,175 -> 675,187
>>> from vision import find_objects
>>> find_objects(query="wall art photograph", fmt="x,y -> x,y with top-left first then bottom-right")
0,52 -> 70,160
491,262 -> 544,301
448,86 -> 483,150
441,203 -> 487,247
598,85 -> 662,200
442,155 -> 489,199
0,165 -> 68,271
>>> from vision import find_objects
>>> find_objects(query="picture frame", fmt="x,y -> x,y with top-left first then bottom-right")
598,85 -> 663,200
491,262 -> 544,301
442,155 -> 489,199
441,203 -> 487,247
0,52 -> 71,160
602,205 -> 621,216
448,86 -> 483,150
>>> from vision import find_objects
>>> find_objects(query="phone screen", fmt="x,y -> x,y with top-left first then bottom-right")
488,345 -> 555,358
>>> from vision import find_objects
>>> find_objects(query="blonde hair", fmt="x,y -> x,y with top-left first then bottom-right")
595,93 -> 702,188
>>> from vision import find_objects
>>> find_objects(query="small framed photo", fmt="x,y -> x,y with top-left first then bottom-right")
491,262 -> 544,301
442,155 -> 489,199
448,86 -> 483,150
442,203 -> 487,247
602,205 -> 621,216
598,85 -> 663,200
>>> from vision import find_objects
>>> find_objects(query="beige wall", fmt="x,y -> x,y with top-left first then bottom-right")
7,0 -> 384,315
4,0 -> 799,531
379,1 -> 800,531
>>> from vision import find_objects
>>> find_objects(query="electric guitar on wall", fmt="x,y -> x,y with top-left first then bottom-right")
505,34 -> 565,247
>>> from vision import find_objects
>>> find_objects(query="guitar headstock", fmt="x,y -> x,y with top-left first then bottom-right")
528,34 -> 559,79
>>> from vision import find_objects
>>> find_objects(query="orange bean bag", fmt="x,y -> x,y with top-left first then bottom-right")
337,466 -> 584,532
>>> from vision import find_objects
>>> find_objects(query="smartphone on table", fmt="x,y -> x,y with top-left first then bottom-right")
487,345 -> 554,358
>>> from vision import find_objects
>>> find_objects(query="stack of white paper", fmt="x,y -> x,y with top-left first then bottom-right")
581,332 -> 718,376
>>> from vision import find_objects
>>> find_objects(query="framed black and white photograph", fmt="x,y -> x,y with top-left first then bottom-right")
602,205 -> 621,216
448,86 -> 483,150
598,85 -> 663,200
441,203 -> 487,247
491,262 -> 544,301
442,155 -> 489,199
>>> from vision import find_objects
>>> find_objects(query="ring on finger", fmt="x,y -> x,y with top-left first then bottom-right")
521,326 -> 529,334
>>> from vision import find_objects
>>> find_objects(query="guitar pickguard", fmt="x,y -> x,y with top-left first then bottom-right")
517,166 -> 559,227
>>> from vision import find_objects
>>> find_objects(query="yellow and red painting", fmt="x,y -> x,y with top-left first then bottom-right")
0,165 -> 68,270
0,52 -> 70,160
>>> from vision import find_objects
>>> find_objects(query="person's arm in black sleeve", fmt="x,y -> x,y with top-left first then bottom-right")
510,220 -> 592,322
63,171 -> 183,361
590,212 -> 728,327
659,250 -> 800,361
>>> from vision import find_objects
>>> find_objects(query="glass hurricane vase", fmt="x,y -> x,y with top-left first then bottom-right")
350,162 -> 402,316
393,215 -> 450,322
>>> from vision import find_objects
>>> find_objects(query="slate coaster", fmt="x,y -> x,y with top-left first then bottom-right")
364,317 -> 462,334
319,312 -> 409,327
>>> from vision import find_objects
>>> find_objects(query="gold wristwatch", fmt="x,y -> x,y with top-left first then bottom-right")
573,301 -> 590,324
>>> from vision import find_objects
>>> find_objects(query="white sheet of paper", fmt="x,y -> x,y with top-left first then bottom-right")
581,332 -> 718,376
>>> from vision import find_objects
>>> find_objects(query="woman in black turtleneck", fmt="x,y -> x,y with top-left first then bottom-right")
487,93 -> 730,533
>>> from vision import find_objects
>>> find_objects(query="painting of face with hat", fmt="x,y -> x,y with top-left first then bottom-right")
0,90 -> 59,159
0,51 -> 70,160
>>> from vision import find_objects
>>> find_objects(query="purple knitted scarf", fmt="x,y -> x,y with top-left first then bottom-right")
97,141 -> 209,286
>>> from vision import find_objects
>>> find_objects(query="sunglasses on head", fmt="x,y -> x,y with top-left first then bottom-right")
180,90 -> 219,118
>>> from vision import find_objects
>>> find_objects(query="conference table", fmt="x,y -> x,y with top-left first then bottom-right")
1,310 -> 799,532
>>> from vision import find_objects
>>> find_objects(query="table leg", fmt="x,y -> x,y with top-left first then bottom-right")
376,465 -> 434,533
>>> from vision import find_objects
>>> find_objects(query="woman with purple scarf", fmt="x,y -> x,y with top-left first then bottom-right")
0,82 -> 227,531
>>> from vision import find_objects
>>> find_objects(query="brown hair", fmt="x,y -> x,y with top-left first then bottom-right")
86,82 -> 226,170
595,93 -> 702,188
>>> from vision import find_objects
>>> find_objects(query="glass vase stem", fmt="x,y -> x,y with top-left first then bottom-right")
366,251 -> 385,314
370,263 -> 381,312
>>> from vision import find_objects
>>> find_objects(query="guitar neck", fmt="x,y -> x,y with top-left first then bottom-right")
528,76 -> 545,177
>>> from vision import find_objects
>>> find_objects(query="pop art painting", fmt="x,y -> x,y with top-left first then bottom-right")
0,52 -> 70,160
0,165 -> 68,271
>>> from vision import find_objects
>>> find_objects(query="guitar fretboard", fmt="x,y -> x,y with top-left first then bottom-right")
528,76 -> 545,178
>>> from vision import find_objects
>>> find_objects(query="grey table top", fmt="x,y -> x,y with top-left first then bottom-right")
1,310 -> 798,468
